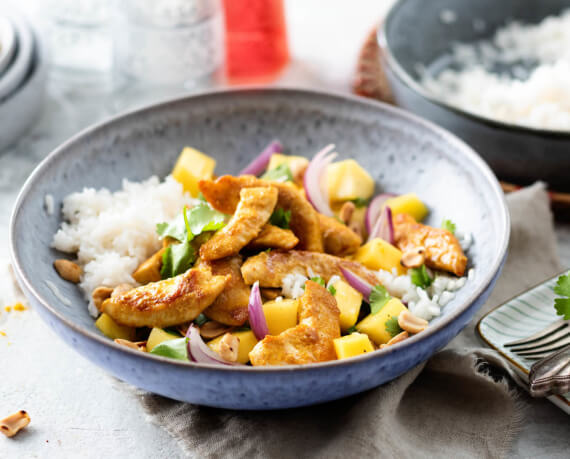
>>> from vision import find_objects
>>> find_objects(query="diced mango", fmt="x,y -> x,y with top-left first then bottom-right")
354,238 -> 406,275
332,280 -> 363,331
208,330 -> 259,364
95,313 -> 136,341
146,327 -> 180,352
263,299 -> 298,335
334,333 -> 374,359
133,248 -> 165,284
172,147 -> 216,197
384,193 -> 428,222
327,159 -> 375,202
356,298 -> 407,345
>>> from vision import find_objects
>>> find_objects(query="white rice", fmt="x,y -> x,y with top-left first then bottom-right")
421,9 -> 570,131
52,175 -> 197,316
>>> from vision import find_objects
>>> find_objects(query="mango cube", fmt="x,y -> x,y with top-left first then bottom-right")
326,159 -> 375,202
95,313 -> 136,341
354,238 -> 406,275
146,327 -> 180,352
356,298 -> 407,345
172,147 -> 216,197
384,193 -> 428,222
208,330 -> 259,364
263,299 -> 298,335
334,333 -> 374,359
332,280 -> 363,331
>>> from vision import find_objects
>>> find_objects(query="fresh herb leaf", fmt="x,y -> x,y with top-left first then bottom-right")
328,285 -> 337,296
410,265 -> 433,288
269,208 -> 292,229
370,285 -> 391,315
261,163 -> 293,182
346,325 -> 358,334
309,276 -> 326,287
149,338 -> 189,361
441,219 -> 456,234
553,274 -> 570,320
156,213 -> 188,242
385,316 -> 403,338
186,202 -> 227,236
160,239 -> 196,279
194,313 -> 209,326
350,197 -> 370,208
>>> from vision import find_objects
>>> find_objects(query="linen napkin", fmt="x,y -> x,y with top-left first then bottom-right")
136,182 -> 563,459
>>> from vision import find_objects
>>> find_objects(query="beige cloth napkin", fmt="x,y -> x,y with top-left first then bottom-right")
137,183 -> 561,459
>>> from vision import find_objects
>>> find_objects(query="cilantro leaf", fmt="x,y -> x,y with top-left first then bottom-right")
150,338 -> 189,361
185,202 -> 227,236
441,219 -> 456,234
160,240 -> 196,279
309,276 -> 326,287
328,285 -> 337,296
351,197 -> 370,208
553,274 -> 570,319
194,313 -> 209,326
370,285 -> 391,315
346,325 -> 358,334
261,163 -> 293,182
385,316 -> 403,338
269,208 -> 292,229
156,213 -> 187,242
410,265 -> 432,288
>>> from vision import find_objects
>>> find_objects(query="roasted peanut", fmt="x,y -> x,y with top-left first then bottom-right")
53,259 -> 82,283
218,333 -> 239,362
114,339 -> 147,352
339,201 -> 356,224
92,286 -> 113,310
400,247 -> 426,269
0,410 -> 30,438
112,283 -> 133,298
386,330 -> 409,346
398,310 -> 428,334
199,321 -> 233,339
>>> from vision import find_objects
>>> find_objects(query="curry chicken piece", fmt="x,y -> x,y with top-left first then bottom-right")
247,224 -> 299,251
100,266 -> 229,328
199,175 -> 323,252
197,255 -> 250,326
393,213 -> 467,277
199,186 -> 278,261
318,214 -> 362,256
241,250 -> 381,288
249,281 -> 340,365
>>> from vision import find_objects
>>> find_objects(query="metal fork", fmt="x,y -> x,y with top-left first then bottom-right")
504,319 -> 570,397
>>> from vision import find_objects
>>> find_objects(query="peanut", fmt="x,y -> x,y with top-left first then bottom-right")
114,339 -> 147,352
218,333 -> 239,362
0,410 -> 30,438
92,286 -> 113,310
339,201 -> 356,224
398,310 -> 428,334
53,259 -> 82,283
386,330 -> 409,346
199,321 -> 232,339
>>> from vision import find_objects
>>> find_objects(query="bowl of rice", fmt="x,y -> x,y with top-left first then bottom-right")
9,88 -> 509,409
379,0 -> 570,192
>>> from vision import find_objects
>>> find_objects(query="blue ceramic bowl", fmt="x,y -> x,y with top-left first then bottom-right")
10,88 -> 509,410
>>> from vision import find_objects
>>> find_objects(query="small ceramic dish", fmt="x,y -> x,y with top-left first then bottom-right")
478,270 -> 570,414
0,15 -> 17,76
10,88 -> 509,409
379,0 -> 570,192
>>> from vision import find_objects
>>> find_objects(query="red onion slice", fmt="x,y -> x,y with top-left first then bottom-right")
303,144 -> 337,216
248,281 -> 269,340
339,266 -> 373,302
367,205 -> 394,244
186,324 -> 241,366
365,193 -> 397,233
239,140 -> 283,176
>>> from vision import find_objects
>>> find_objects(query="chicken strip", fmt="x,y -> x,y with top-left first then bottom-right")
249,281 -> 340,365
247,224 -> 299,251
318,214 -> 362,256
199,175 -> 323,252
393,213 -> 467,277
241,250 -> 380,288
197,255 -> 250,326
100,266 -> 229,328
199,187 -> 278,261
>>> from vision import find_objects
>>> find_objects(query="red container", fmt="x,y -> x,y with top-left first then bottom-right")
223,0 -> 290,84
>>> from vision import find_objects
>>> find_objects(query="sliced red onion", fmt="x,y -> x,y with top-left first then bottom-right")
339,266 -> 373,302
365,193 -> 397,233
248,281 -> 269,340
304,144 -> 337,217
186,324 -> 241,366
368,205 -> 394,244
239,140 -> 283,176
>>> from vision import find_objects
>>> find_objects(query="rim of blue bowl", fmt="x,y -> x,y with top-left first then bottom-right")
378,0 -> 570,138
9,86 -> 510,373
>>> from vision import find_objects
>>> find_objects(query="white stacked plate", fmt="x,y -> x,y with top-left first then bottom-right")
0,10 -> 47,151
